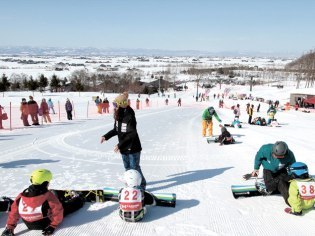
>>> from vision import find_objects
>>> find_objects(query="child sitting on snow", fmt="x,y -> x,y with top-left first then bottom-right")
216,125 -> 235,145
285,162 -> 315,215
1,169 -> 84,236
118,170 -> 156,222
231,118 -> 242,128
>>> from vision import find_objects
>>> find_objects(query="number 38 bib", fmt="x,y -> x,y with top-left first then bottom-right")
297,181 -> 315,200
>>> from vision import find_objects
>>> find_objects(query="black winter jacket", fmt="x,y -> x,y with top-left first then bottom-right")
103,106 -> 142,154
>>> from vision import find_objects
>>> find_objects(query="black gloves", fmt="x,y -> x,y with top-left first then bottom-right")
42,226 -> 55,235
1,228 -> 14,236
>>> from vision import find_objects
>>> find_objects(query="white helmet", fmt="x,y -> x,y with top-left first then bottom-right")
124,170 -> 142,187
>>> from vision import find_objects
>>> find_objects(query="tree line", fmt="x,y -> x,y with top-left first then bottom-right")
285,50 -> 315,88
0,70 -> 150,94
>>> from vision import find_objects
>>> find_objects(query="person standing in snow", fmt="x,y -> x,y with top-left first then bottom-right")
233,104 -> 241,120
103,98 -> 110,113
244,141 -> 296,204
47,98 -> 55,114
267,105 -> 277,125
20,98 -> 30,127
101,92 -> 146,190
0,104 -> 4,129
1,169 -> 84,236
257,103 -> 261,113
40,98 -> 51,123
65,98 -> 73,120
201,106 -> 222,137
27,96 -> 39,126
248,104 -> 254,124
177,98 -> 181,106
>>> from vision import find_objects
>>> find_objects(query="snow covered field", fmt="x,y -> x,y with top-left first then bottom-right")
0,55 -> 291,80
0,83 -> 315,236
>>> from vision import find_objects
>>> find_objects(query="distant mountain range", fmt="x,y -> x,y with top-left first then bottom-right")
0,46 -> 300,58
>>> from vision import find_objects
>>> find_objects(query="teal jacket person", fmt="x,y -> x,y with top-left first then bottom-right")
249,141 -> 296,205
254,143 -> 296,173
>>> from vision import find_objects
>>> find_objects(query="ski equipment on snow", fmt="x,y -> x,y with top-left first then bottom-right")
231,178 -> 272,198
51,188 -> 176,207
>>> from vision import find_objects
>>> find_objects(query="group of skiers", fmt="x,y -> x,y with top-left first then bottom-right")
201,103 -> 314,215
94,96 -> 110,114
19,96 -> 57,127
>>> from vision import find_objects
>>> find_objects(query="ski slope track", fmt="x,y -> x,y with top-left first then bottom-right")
1,100 -> 315,235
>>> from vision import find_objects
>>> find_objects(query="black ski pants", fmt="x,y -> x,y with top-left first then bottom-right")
263,168 -> 290,205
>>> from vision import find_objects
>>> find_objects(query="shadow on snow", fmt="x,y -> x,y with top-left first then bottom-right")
0,159 -> 60,168
147,167 -> 233,192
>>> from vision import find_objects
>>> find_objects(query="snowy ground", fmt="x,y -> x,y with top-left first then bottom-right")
0,85 -> 315,236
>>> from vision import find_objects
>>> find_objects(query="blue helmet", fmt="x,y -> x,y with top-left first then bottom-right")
287,162 -> 308,178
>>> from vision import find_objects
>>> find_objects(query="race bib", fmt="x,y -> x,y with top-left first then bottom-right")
297,181 -> 315,200
119,187 -> 142,211
18,198 -> 43,222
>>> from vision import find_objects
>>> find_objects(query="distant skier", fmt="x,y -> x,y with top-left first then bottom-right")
257,103 -> 261,112
244,141 -> 296,204
103,98 -> 110,113
267,105 -> 277,125
177,98 -> 181,106
233,104 -> 241,119
285,162 -> 315,215
65,98 -> 73,120
47,98 -> 55,114
28,96 -> 39,125
118,170 -> 155,222
201,106 -> 222,137
136,98 -> 140,110
40,98 -> 52,123
224,118 -> 242,128
1,169 -> 84,236
248,104 -> 254,124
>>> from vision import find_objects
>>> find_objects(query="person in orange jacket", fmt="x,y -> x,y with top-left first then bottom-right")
20,98 -> 31,126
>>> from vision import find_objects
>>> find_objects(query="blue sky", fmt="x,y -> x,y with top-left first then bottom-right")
1,0 -> 314,54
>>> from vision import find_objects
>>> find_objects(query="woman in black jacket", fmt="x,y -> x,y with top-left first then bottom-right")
101,93 -> 146,190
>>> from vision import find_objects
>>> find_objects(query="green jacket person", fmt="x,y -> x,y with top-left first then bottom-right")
201,106 -> 221,137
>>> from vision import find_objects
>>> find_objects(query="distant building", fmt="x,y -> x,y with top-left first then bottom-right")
290,93 -> 315,106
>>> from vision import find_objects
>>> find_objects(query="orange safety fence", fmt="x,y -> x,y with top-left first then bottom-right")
0,98 -> 181,131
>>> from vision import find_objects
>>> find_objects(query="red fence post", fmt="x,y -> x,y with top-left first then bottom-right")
72,101 -> 75,119
9,102 -> 12,131
58,101 -> 61,122
87,101 -> 89,119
